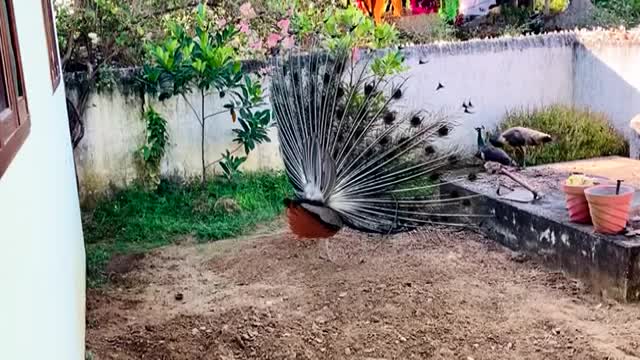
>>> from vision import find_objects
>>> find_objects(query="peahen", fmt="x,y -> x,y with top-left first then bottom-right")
270,46 -> 481,242
489,127 -> 552,169
475,126 -> 517,167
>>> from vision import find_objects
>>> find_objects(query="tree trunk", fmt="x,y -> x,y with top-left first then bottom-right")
201,91 -> 206,184
544,0 -> 550,15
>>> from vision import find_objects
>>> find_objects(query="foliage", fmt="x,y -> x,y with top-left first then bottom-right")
592,0 -> 640,27
535,0 -> 569,13
371,50 -> 408,77
55,0 -> 147,71
456,5 -> 542,40
232,1 -> 297,58
323,5 -> 401,50
136,107 -> 169,189
439,0 -> 459,22
142,4 -> 271,183
83,171 -> 293,287
395,14 -> 457,44
497,105 -> 628,166
219,150 -> 247,180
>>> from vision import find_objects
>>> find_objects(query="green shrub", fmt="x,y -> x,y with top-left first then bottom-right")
395,14 -> 457,44
592,0 -> 640,27
496,105 -> 628,166
534,0 -> 569,13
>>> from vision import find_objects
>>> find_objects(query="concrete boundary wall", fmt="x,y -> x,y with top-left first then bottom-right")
67,30 -> 640,199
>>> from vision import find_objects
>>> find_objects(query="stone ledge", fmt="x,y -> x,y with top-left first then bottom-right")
440,162 -> 640,301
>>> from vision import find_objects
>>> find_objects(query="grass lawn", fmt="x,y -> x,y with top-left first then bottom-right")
83,171 -> 292,287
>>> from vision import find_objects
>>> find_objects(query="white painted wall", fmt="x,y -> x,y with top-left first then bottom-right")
72,31 -> 640,197
73,88 -> 282,198
573,42 -> 640,143
0,1 -> 85,360
397,37 -> 574,155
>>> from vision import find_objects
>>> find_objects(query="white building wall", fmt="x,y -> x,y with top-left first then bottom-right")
0,1 -> 85,359
573,42 -> 640,143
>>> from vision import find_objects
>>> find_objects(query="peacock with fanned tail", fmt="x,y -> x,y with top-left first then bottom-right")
269,47 -> 484,240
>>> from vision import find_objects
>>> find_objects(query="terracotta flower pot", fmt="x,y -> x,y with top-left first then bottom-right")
562,184 -> 592,224
585,185 -> 635,234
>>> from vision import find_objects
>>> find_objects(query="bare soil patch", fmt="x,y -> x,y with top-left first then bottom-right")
87,226 -> 640,359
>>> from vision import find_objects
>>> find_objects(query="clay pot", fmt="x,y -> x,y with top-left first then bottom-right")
562,184 -> 592,224
585,185 -> 635,234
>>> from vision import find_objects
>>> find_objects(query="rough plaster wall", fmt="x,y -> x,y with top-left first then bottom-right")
73,90 -> 146,198
573,42 -> 640,142
396,35 -> 574,155
152,78 -> 282,178
73,31 -> 640,196
74,85 -> 283,196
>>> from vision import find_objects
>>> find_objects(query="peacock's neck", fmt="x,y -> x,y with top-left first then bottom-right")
476,130 -> 485,148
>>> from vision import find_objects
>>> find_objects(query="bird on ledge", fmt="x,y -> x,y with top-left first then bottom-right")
489,127 -> 552,169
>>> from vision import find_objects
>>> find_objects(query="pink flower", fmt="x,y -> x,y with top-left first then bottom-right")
258,66 -> 272,76
277,19 -> 290,35
266,33 -> 282,48
249,38 -> 263,50
216,18 -> 227,28
351,47 -> 361,62
238,21 -> 250,34
281,35 -> 295,49
239,2 -> 257,19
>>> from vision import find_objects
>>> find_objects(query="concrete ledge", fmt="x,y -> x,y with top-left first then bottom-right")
441,165 -> 640,302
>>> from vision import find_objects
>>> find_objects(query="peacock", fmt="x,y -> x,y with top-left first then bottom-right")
489,127 -> 552,169
269,46 -> 481,242
475,126 -> 517,167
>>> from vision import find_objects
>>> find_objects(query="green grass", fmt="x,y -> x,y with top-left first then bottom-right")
83,171 -> 293,287
496,105 -> 628,166
592,0 -> 640,27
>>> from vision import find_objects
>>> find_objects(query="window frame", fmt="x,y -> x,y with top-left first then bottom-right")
0,0 -> 30,179
41,0 -> 60,92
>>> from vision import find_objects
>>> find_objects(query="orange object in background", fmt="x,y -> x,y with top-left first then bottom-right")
357,0 -> 404,23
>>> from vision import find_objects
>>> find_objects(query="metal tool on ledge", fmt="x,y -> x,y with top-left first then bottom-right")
484,161 -> 540,203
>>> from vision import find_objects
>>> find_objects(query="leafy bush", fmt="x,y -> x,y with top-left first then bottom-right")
592,0 -> 640,27
535,0 -> 569,13
496,105 -> 628,166
395,14 -> 457,43
143,4 -> 271,184
136,107 -> 169,189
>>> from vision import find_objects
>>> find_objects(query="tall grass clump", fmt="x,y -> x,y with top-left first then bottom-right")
497,105 -> 628,166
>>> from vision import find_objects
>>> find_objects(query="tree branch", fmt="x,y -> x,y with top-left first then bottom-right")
181,94 -> 203,126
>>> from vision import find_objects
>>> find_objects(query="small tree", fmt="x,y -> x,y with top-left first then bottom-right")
143,4 -> 271,184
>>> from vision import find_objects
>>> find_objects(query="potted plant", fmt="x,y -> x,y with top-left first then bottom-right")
585,180 -> 635,234
562,174 -> 602,224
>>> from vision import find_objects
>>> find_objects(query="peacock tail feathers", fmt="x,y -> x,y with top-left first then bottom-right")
270,46 -> 482,235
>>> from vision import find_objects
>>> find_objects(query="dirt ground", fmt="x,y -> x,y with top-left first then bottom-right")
87,224 -> 640,360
